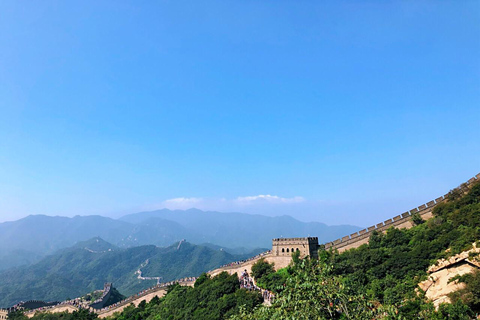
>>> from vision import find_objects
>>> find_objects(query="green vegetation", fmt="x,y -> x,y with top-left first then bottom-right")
448,270 -> 480,312
108,272 -> 261,320
329,182 -> 480,317
250,257 -> 289,291
9,273 -> 260,320
8,309 -> 98,320
0,241 -> 259,308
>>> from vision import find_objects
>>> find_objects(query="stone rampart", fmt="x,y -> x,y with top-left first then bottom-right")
208,253 -> 292,278
89,283 -> 112,310
96,278 -> 195,318
324,173 -> 480,253
24,303 -> 80,318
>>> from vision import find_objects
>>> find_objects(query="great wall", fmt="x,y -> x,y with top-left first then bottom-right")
1,173 -> 478,319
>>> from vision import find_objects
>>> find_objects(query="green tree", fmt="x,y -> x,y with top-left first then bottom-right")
251,258 -> 274,281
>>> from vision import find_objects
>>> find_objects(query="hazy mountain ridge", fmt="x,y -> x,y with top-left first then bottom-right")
0,209 -> 360,270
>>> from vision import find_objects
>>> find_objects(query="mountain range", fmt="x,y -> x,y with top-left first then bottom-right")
0,208 -> 360,271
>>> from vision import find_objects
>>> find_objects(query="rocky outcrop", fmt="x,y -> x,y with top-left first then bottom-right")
418,243 -> 480,308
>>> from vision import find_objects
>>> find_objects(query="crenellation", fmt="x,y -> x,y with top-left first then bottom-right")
418,204 -> 427,211
384,218 -> 393,225
435,196 -> 444,203
376,222 -> 384,228
426,200 -> 435,207
392,215 -> 401,222
468,177 -> 476,184
476,173 -> 480,179
367,226 -> 375,231
350,232 -> 360,239
358,229 -> 367,235
401,212 -> 410,218
342,236 -> 350,242
409,208 -> 419,214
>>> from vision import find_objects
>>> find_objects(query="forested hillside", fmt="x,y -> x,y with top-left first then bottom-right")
0,240 -> 262,308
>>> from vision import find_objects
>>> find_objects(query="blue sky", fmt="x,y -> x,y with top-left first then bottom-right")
0,1 -> 479,227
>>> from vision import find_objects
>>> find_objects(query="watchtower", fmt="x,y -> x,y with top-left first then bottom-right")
0,309 -> 8,320
272,237 -> 319,259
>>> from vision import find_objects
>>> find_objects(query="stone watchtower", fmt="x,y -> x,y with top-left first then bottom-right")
272,237 -> 319,259
0,309 -> 8,320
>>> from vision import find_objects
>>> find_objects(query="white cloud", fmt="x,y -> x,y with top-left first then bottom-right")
234,195 -> 305,205
162,197 -> 203,209
155,195 -> 305,211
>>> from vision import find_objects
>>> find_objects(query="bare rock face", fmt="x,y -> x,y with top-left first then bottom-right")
418,243 -> 480,308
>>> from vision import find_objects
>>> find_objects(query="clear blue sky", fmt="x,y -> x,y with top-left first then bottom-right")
0,1 -> 479,227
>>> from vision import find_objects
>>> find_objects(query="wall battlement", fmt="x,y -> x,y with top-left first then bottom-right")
324,173 -> 480,252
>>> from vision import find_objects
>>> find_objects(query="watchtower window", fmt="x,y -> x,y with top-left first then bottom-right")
291,248 -> 294,252
281,248 -> 284,253
286,248 -> 289,253
296,248 -> 300,251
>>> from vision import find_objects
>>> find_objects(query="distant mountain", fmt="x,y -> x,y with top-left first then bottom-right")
0,209 -> 360,270
120,208 -> 361,249
0,238 -> 252,308
0,215 -> 134,270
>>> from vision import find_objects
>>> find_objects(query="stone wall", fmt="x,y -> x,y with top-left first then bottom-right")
96,289 -> 168,318
89,283 -> 112,310
208,254 -> 292,278
324,173 -> 480,253
24,304 -> 79,318
96,279 -> 195,318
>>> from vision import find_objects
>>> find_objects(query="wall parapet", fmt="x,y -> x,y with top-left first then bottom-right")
324,173 -> 479,251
